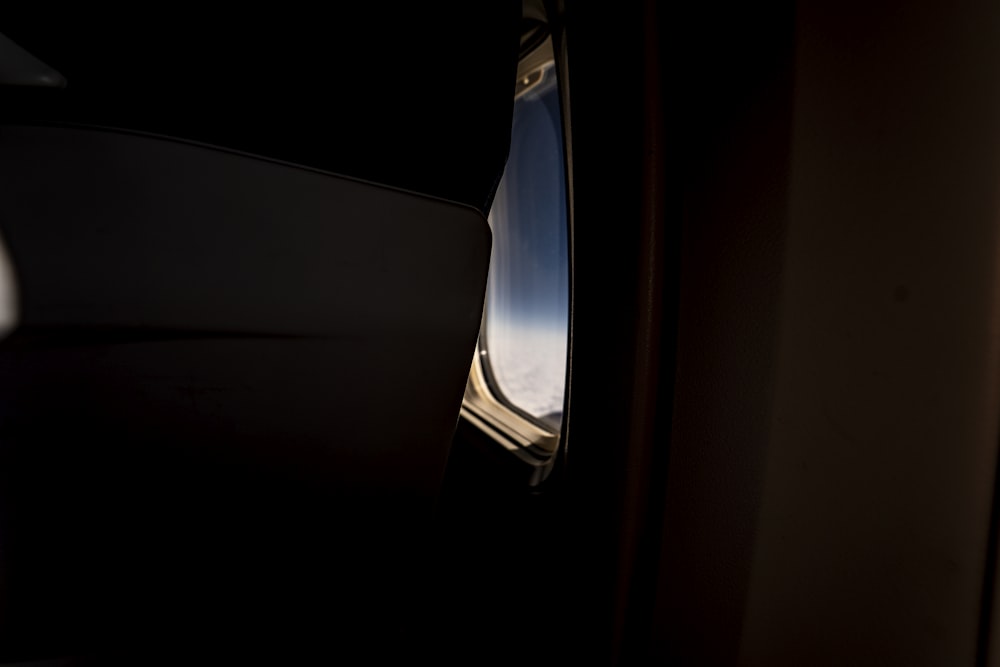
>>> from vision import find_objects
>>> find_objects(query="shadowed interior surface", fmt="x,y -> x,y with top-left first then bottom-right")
0,126 -> 491,661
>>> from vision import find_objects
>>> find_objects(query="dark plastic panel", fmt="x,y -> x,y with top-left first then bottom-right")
0,125 -> 490,661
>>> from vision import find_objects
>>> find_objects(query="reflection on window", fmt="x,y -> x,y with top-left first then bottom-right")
482,61 -> 568,431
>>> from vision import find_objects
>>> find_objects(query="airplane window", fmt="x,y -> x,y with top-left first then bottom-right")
0,234 -> 18,336
480,60 -> 568,432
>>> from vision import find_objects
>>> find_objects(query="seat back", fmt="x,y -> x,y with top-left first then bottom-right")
0,124 -> 490,660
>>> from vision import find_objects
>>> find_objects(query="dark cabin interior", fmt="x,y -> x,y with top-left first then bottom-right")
2,2 -> 1000,666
